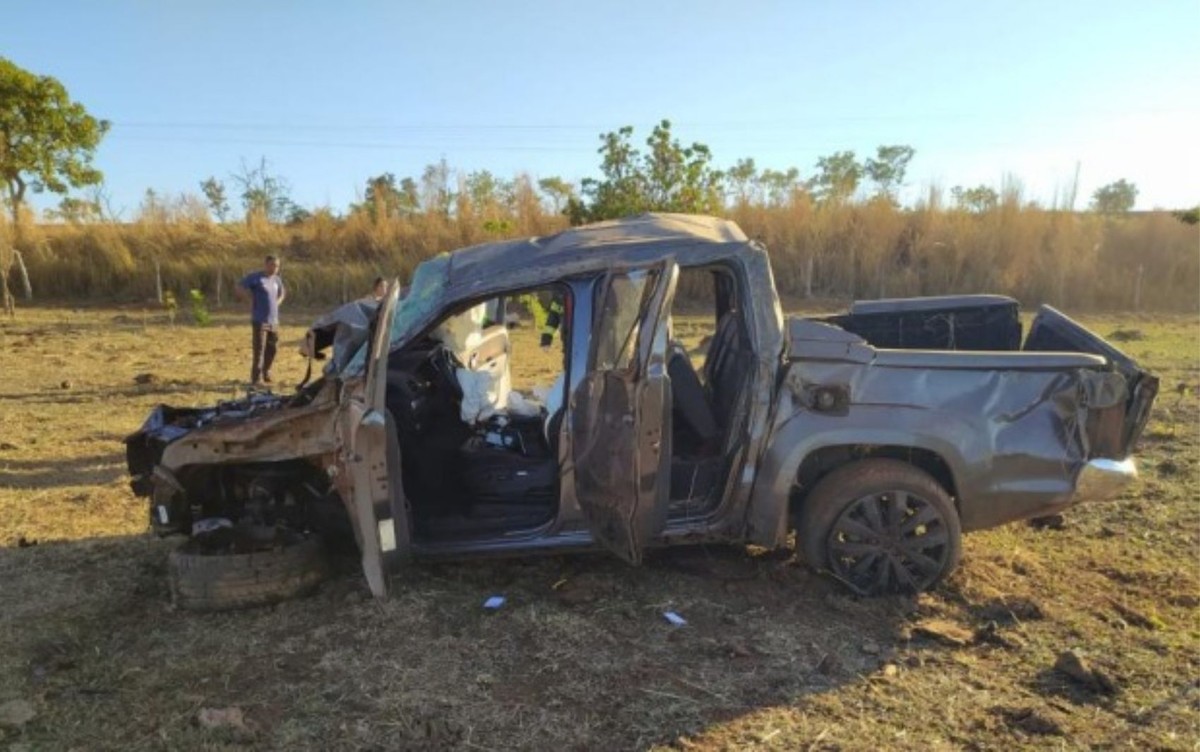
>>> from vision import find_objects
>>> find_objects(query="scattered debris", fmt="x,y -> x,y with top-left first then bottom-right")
195,706 -> 252,735
1106,329 -> 1144,342
0,698 -> 37,729
16,536 -> 37,548
860,640 -> 881,655
133,372 -> 161,385
881,663 -> 899,677
912,618 -> 975,646
995,706 -> 1063,736
482,595 -> 506,610
1028,513 -> 1067,531
977,621 -> 1027,650
663,611 -> 687,627
1109,599 -> 1166,630
0,441 -> 18,451
1053,649 -> 1119,695
59,379 -> 72,390
976,596 -> 1046,624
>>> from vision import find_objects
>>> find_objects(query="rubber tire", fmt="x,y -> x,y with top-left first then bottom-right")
168,534 -> 329,612
797,459 -> 962,596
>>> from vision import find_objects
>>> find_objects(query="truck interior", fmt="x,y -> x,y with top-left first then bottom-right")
381,265 -> 757,545
665,265 -> 751,517
383,285 -> 567,543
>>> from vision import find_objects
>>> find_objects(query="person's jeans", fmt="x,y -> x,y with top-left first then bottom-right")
251,323 -> 278,383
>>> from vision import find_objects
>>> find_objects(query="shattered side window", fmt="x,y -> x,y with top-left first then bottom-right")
343,255 -> 450,376
387,255 -> 449,347
593,270 -> 654,372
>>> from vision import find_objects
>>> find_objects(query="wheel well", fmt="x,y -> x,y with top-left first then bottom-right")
790,445 -> 958,512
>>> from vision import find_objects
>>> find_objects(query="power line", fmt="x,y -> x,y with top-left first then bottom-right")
108,107 -> 1191,133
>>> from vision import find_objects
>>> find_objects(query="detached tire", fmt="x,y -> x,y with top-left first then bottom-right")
168,533 -> 328,612
798,459 -> 961,596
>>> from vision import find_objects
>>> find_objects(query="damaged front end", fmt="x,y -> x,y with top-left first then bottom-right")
124,280 -> 407,601
124,384 -> 345,538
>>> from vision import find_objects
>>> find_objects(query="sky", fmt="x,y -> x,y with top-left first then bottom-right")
3,0 -> 1198,217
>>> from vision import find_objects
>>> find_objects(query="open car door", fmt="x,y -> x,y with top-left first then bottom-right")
351,279 -> 410,597
572,260 -> 679,564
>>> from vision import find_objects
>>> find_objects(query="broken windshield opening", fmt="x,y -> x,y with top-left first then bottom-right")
343,254 -> 450,376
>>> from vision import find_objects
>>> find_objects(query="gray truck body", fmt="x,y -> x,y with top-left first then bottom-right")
126,214 -> 1155,597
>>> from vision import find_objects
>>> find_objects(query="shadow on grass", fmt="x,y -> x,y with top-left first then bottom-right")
0,380 -> 252,404
0,452 -> 128,489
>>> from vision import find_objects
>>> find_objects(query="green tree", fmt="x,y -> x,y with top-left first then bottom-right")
809,151 -> 862,203
642,119 -> 723,213
759,167 -> 802,206
950,185 -> 999,213
1173,206 -> 1199,225
577,120 -> 723,222
465,170 -> 512,214
0,56 -> 109,229
578,125 -> 647,222
200,177 -> 230,222
865,145 -> 915,201
1090,179 -> 1138,215
360,172 -> 416,222
537,176 -> 575,213
45,196 -> 102,223
726,158 -> 758,206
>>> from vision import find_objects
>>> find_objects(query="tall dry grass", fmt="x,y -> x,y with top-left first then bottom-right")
4,190 -> 1197,311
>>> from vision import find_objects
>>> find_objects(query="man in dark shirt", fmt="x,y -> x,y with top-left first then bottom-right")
236,255 -> 286,385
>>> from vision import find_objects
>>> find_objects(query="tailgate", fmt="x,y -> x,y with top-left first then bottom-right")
1025,305 -> 1159,458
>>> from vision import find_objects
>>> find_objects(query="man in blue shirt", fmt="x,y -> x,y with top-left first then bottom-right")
236,255 -> 287,385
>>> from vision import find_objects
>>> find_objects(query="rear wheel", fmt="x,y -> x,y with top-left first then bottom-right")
797,459 -> 961,596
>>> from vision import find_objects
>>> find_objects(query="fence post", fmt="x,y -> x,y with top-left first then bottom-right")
1,254 -> 12,317
1134,264 -> 1144,312
216,268 -> 223,308
155,259 -> 163,304
12,250 -> 31,299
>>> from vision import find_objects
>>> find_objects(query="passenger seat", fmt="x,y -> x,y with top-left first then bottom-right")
668,342 -> 719,455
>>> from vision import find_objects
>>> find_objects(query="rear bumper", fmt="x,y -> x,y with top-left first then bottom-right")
1075,457 -> 1138,502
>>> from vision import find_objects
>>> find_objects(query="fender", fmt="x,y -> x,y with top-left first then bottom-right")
745,402 -> 979,548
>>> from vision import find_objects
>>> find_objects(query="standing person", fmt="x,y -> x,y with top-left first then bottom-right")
236,255 -> 286,385
370,276 -> 386,302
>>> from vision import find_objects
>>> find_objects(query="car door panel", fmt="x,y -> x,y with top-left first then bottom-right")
350,279 -> 410,597
571,261 -> 678,564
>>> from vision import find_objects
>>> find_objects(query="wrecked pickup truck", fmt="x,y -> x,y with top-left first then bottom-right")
126,214 -> 1157,608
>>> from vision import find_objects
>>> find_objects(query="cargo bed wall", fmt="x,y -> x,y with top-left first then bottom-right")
1024,306 -> 1158,458
818,295 -> 1022,351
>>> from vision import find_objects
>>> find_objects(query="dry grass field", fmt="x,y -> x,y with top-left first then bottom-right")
0,304 -> 1197,750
